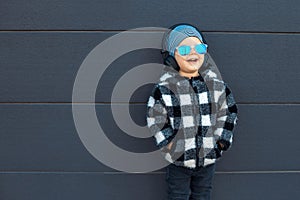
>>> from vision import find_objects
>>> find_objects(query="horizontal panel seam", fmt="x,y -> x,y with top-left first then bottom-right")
0,171 -> 300,175
0,30 -> 300,35
0,102 -> 300,105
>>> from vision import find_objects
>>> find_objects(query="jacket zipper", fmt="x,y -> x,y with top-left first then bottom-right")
190,77 -> 200,168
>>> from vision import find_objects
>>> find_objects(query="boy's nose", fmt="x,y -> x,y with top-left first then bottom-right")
190,46 -> 197,54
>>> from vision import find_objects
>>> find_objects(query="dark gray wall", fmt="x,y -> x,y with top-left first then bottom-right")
1,0 -> 300,199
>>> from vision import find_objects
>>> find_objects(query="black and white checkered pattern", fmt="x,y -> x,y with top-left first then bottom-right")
147,67 -> 238,168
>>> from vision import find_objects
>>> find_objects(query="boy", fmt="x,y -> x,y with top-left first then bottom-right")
147,24 -> 238,200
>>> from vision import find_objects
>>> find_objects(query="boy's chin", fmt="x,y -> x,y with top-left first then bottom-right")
187,64 -> 201,71
187,61 -> 203,69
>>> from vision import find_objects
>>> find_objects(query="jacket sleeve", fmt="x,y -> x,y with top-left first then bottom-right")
146,86 -> 175,148
214,83 -> 238,151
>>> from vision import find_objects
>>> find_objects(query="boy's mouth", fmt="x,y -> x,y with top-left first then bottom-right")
186,58 -> 199,64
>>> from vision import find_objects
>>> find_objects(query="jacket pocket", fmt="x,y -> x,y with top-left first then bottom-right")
214,147 -> 222,158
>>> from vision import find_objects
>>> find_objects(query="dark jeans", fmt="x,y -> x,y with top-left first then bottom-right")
166,163 -> 216,200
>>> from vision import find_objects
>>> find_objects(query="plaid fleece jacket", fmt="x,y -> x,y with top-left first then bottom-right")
147,67 -> 238,168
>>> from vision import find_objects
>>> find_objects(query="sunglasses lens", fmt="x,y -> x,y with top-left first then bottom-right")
195,44 -> 207,54
178,46 -> 191,56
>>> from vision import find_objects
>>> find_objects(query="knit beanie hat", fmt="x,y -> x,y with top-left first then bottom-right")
164,24 -> 204,57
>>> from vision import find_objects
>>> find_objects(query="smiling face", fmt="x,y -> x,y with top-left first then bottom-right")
174,37 -> 205,78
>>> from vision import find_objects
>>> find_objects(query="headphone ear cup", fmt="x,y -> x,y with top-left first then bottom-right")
161,50 -> 169,62
161,50 -> 180,71
164,55 -> 180,71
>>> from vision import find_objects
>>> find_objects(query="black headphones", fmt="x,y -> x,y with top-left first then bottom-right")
161,23 -> 208,71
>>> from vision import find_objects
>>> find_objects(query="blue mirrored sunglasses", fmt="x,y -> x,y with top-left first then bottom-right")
176,43 -> 208,56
